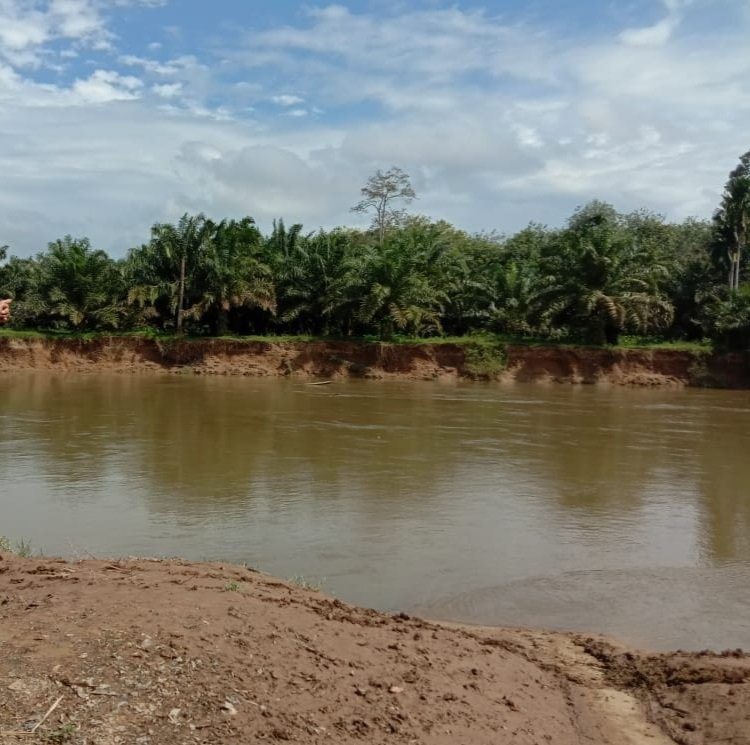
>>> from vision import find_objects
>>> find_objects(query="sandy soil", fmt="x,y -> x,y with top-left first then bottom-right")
1,553 -> 748,744
1,335 -> 749,387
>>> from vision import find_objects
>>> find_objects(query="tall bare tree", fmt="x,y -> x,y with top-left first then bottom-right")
351,167 -> 416,245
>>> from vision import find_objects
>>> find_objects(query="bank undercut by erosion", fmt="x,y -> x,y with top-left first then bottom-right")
0,334 -> 749,388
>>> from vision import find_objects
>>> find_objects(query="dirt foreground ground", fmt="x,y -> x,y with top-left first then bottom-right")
0,554 -> 748,745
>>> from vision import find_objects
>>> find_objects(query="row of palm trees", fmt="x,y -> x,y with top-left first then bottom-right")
0,199 -> 745,347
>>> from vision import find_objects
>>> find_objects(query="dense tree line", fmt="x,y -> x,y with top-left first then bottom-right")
1,155 -> 749,348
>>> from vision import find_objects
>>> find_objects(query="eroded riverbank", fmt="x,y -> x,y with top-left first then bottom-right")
1,335 -> 749,386
1,552 -> 748,745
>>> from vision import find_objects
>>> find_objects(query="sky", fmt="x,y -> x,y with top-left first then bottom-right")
1,0 -> 749,257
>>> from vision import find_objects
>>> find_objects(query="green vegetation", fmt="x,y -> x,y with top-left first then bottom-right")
614,337 -> 713,353
223,581 -> 240,592
46,723 -> 77,743
0,536 -> 33,557
461,335 -> 508,377
2,154 -> 750,350
288,575 -> 324,591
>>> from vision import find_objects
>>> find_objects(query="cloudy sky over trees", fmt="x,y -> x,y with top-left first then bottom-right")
1,0 -> 748,255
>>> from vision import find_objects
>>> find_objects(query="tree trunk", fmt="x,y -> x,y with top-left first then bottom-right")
176,255 -> 186,334
604,324 -> 619,345
730,227 -> 743,291
213,308 -> 229,337
377,195 -> 387,246
588,318 -> 607,346
736,250 -> 742,291
730,252 -> 740,292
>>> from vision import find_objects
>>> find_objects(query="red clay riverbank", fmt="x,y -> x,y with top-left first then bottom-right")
1,552 -> 748,744
1,335 -> 749,387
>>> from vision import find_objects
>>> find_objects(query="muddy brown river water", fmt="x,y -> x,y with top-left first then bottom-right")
1,374 -> 749,651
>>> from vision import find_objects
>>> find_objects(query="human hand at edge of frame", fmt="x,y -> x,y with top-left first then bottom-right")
0,299 -> 12,324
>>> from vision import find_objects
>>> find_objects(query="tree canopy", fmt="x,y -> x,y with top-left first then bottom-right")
713,151 -> 750,291
1,155 -> 749,349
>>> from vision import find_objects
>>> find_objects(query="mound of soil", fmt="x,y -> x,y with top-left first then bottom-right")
0,553 -> 748,744
582,638 -> 750,744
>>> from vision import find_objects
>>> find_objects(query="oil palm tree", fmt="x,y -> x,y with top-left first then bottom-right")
489,260 -> 540,336
31,236 -> 125,330
189,218 -> 276,335
275,228 -> 355,335
700,283 -> 750,350
344,225 -> 448,337
713,152 -> 750,291
536,203 -> 673,344
127,213 -> 211,333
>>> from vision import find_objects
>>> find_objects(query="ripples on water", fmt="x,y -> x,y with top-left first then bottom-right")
1,374 -> 749,650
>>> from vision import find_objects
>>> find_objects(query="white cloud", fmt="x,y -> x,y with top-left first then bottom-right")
662,0 -> 692,12
115,53 -> 217,111
619,16 -> 678,46
0,10 -> 48,52
271,94 -> 304,106
152,81 -> 181,98
242,6 -> 556,88
119,54 -> 181,75
0,0 -> 167,69
0,61 -> 21,88
1,2 -> 749,257
617,0 -> 697,47
0,0 -> 112,67
50,0 -> 104,39
112,0 -> 167,6
71,68 -> 142,102
173,141 -> 352,219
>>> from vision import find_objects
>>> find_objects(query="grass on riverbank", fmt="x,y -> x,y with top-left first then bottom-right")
0,327 -> 715,354
0,536 -> 33,557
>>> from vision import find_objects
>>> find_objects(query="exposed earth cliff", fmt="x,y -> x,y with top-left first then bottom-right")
1,336 -> 749,387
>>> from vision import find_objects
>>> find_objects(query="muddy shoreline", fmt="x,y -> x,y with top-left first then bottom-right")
1,553 -> 748,744
1,336 -> 749,387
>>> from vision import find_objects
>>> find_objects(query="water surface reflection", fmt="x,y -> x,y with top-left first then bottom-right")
1,374 -> 749,649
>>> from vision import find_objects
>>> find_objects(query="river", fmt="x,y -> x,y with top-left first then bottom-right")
1,374 -> 749,651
